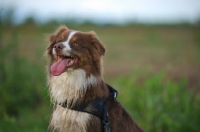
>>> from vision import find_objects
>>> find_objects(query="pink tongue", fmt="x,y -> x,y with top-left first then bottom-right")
50,58 -> 71,76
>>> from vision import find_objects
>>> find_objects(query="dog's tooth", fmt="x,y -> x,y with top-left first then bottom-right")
68,60 -> 72,65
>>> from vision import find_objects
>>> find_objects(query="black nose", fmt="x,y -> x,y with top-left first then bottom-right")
54,43 -> 65,51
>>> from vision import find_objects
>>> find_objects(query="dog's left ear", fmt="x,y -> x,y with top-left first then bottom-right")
89,31 -> 106,56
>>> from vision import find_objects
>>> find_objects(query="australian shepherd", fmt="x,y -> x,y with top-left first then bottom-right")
45,26 -> 143,132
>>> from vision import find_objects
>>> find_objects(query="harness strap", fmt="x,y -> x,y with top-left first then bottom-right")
58,84 -> 118,132
60,98 -> 105,117
102,103 -> 110,132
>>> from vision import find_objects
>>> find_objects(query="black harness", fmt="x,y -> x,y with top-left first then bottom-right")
58,84 -> 118,132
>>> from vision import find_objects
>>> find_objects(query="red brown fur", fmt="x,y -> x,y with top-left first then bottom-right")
46,25 -> 143,132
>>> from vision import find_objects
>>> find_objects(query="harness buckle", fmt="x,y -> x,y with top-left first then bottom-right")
114,92 -> 117,98
102,120 -> 110,132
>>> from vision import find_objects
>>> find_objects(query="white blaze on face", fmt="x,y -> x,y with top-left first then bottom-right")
52,48 -> 56,55
63,31 -> 77,52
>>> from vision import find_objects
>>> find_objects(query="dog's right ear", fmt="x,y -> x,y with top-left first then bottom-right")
46,35 -> 56,55
46,25 -> 68,55
49,35 -> 56,43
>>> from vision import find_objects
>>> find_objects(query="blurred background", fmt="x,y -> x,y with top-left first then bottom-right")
0,0 -> 200,132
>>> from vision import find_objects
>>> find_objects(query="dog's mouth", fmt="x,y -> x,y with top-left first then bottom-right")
50,55 -> 78,76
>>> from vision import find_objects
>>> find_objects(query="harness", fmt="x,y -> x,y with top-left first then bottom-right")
58,84 -> 118,132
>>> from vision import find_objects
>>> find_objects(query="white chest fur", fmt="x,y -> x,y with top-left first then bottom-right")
49,69 -> 98,105
49,69 -> 98,131
50,105 -> 91,132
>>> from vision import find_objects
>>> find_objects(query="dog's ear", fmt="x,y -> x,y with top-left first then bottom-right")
47,25 -> 68,49
89,31 -> 106,56
46,25 -> 68,55
47,34 -> 55,49
48,25 -> 68,43
46,35 -> 56,55
49,35 -> 56,43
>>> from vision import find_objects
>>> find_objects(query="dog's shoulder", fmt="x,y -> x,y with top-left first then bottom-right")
107,100 -> 144,132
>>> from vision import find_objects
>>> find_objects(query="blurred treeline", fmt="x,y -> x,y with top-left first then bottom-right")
1,8 -> 200,132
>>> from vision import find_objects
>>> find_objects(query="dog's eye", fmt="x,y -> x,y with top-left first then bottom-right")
74,42 -> 79,46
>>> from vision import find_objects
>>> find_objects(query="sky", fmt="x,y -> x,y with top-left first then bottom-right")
0,0 -> 200,25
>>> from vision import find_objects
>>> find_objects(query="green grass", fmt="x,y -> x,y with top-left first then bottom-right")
112,71 -> 200,132
0,28 -> 51,132
0,23 -> 200,132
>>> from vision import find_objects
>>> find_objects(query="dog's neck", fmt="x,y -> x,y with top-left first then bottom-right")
48,69 -> 107,106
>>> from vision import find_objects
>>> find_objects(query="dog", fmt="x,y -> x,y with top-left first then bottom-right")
46,25 -> 143,132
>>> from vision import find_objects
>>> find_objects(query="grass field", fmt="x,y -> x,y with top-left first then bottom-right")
0,22 -> 200,132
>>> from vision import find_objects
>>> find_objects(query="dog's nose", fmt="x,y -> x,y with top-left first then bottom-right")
54,43 -> 65,51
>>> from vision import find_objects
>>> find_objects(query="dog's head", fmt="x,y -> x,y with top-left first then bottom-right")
46,26 -> 106,77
